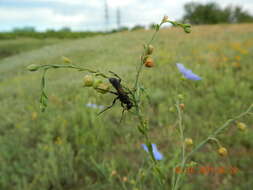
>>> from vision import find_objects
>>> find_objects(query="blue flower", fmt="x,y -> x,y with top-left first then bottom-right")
142,143 -> 163,160
176,63 -> 202,80
86,103 -> 104,109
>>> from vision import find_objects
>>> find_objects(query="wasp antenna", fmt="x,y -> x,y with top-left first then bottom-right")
109,71 -> 122,81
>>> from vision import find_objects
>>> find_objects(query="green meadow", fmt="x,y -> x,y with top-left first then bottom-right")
0,24 -> 252,190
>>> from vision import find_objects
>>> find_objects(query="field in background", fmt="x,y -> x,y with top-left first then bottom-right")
0,38 -> 68,60
0,24 -> 252,190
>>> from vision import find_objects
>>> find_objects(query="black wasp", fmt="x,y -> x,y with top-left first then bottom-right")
97,72 -> 134,119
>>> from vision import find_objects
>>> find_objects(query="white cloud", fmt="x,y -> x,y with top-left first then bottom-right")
107,0 -> 135,8
0,0 -> 252,31
0,8 -> 87,30
21,0 -> 86,5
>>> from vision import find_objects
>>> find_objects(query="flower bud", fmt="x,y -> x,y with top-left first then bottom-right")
27,64 -> 40,72
62,56 -> 71,63
218,147 -> 228,156
96,83 -> 110,94
177,94 -> 184,100
237,122 -> 247,131
162,15 -> 169,23
169,106 -> 175,112
184,26 -> 191,33
144,56 -> 154,68
185,138 -> 193,146
146,45 -> 154,55
189,161 -> 197,167
83,75 -> 94,87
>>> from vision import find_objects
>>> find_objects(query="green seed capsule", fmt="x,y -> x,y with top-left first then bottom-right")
93,79 -> 103,88
96,83 -> 110,94
83,75 -> 94,87
27,64 -> 39,71
146,45 -> 154,55
184,26 -> 191,33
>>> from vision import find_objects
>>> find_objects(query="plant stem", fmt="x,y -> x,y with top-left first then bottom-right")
37,64 -> 110,79
173,101 -> 185,190
134,23 -> 161,90
172,104 -> 252,190
186,104 -> 253,160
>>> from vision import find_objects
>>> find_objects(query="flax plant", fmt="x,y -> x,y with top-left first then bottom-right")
27,16 -> 253,189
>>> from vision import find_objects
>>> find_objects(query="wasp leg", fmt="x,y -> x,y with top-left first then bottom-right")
98,97 -> 119,115
120,102 -> 126,123
122,86 -> 135,97
120,108 -> 126,123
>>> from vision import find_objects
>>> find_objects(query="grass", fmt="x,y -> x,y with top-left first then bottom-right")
0,38 -> 67,60
0,24 -> 252,190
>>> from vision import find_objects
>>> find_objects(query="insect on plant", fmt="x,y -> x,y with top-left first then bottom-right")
97,71 -> 134,121
27,16 -> 253,190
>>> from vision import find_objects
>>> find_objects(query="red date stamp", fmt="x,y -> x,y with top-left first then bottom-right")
175,166 -> 239,175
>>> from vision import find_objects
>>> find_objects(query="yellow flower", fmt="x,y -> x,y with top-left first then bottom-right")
232,62 -> 241,69
185,138 -> 193,146
239,49 -> 248,55
235,55 -> 241,61
218,147 -> 228,156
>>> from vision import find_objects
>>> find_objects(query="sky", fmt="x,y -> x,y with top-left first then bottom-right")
0,0 -> 253,31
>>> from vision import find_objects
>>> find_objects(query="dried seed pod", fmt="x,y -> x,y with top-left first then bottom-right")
179,103 -> 185,110
144,56 -> 154,68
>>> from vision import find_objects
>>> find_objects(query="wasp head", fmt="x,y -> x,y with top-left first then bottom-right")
109,77 -> 121,89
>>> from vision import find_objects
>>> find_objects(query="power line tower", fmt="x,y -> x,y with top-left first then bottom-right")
104,0 -> 109,31
116,7 -> 121,29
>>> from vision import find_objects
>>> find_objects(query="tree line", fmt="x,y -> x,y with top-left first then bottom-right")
182,2 -> 253,24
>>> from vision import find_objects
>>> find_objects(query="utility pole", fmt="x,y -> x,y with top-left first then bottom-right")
116,7 -> 121,29
104,0 -> 109,31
